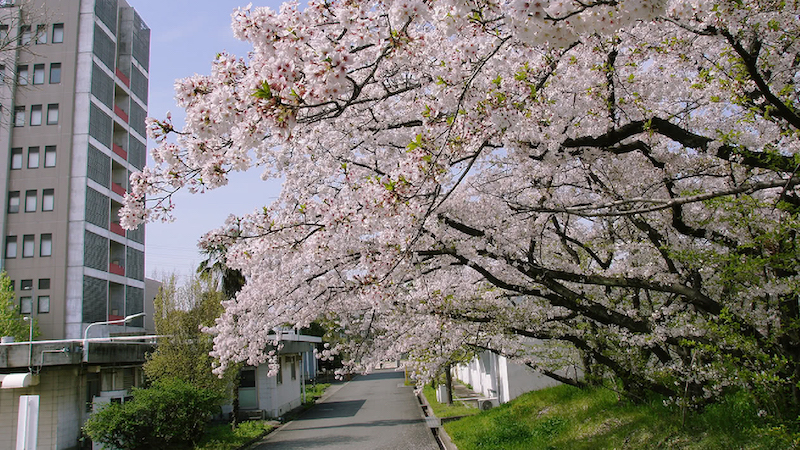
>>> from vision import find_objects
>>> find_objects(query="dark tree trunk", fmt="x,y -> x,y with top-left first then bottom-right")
445,363 -> 453,405
231,371 -> 240,429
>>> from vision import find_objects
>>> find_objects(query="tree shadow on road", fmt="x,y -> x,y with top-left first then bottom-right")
253,433 -> 370,449
352,370 -> 405,381
289,418 -> 425,431
299,399 -> 366,419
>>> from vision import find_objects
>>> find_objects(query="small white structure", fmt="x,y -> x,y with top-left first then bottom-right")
16,395 -> 39,450
454,350 -> 580,405
237,332 -> 322,419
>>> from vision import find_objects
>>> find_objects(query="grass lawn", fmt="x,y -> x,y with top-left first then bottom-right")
194,420 -> 274,450
423,385 -> 480,419
444,384 -> 800,450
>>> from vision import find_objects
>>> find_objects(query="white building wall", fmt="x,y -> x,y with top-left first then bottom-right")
255,363 -> 274,415
301,350 -> 317,381
454,351 -> 499,399
479,351 -> 498,398
274,355 -> 302,417
498,354 -> 511,403
254,354 -> 303,418
454,360 -> 478,393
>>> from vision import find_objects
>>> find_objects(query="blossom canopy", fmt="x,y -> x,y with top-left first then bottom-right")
124,0 -> 800,408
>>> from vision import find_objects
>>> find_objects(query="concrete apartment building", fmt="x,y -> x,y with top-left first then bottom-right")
0,1 -> 155,448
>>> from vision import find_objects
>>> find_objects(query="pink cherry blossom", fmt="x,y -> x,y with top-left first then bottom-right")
124,0 -> 800,406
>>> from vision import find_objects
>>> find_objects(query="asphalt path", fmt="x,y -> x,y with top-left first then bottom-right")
250,369 -> 438,450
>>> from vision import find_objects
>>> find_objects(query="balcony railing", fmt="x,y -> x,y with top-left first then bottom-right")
110,222 -> 125,237
115,68 -> 130,87
109,262 -> 125,276
111,182 -> 126,197
112,143 -> 127,160
114,105 -> 129,123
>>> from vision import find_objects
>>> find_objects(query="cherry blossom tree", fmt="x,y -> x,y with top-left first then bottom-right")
123,0 -> 800,411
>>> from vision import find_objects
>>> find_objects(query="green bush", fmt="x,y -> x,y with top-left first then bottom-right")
83,378 -> 223,450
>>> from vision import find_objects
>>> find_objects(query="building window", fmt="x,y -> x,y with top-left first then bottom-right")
239,368 -> 255,389
30,104 -> 42,126
52,23 -> 63,43
19,25 -> 31,46
0,64 -> 5,84
22,235 -> 34,258
276,357 -> 283,384
0,25 -> 7,42
32,64 -> 44,84
20,297 -> 32,314
47,104 -> 58,124
42,189 -> 54,211
20,279 -> 32,290
10,148 -> 22,169
40,234 -> 51,256
24,190 -> 36,212
9,280 -> 14,291
7,191 -> 19,213
38,278 -> 50,290
44,146 -> 56,167
38,296 -> 50,313
17,65 -> 27,85
14,106 -> 25,126
291,356 -> 297,380
36,24 -> 46,44
5,236 -> 17,258
27,147 -> 39,168
49,63 -> 60,84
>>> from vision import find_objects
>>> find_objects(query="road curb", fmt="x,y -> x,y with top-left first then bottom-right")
416,390 -> 459,450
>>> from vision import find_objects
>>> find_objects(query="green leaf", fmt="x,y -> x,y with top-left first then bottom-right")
252,81 -> 272,100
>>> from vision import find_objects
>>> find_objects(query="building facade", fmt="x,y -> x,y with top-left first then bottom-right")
0,1 -> 152,448
0,0 -> 149,340
237,333 -> 321,420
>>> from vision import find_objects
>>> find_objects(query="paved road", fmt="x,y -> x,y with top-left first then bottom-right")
251,370 -> 438,450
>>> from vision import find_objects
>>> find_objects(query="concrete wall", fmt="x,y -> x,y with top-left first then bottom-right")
456,352 -> 500,400
454,350 -> 567,404
499,355 -> 562,402
142,277 -> 159,334
0,366 -> 84,450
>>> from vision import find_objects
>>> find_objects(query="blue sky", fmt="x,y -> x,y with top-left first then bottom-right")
129,0 -> 286,280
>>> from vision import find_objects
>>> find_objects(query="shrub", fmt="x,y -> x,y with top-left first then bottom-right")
83,378 -> 222,450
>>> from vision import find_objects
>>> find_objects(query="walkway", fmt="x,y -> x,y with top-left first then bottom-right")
249,370 -> 438,450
